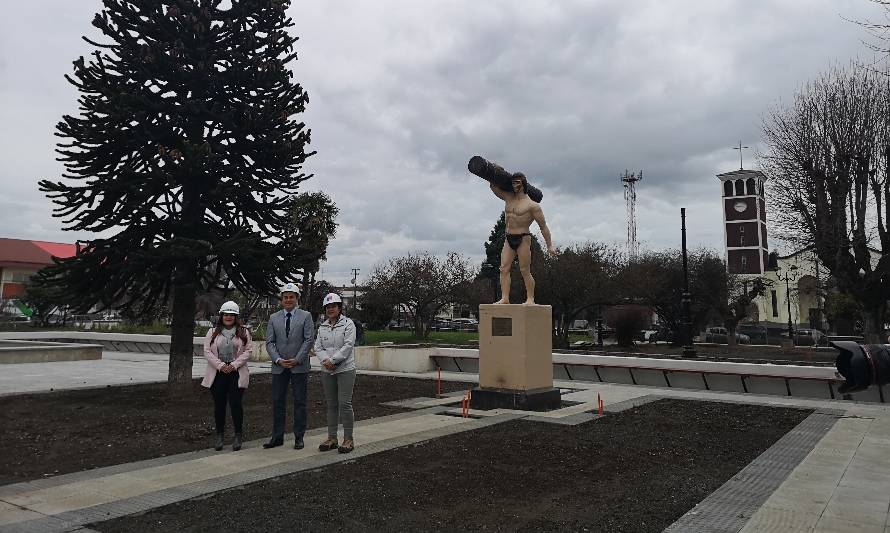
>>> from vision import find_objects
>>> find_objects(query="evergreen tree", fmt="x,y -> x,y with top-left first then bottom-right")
36,0 -> 315,387
283,191 -> 338,298
483,212 -> 507,269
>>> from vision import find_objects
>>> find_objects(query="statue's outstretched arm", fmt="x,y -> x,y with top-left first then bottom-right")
533,205 -> 556,255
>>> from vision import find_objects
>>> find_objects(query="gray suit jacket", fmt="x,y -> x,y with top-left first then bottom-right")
266,308 -> 314,374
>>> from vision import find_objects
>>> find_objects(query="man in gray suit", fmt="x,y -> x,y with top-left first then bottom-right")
263,282 -> 315,449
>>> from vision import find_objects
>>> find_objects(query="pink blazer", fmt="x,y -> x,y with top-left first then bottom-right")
201,329 -> 252,389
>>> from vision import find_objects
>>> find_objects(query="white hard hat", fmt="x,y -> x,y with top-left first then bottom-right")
219,301 -> 240,315
322,293 -> 343,307
280,282 -> 301,296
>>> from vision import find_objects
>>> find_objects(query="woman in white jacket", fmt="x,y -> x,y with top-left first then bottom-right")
314,293 -> 357,453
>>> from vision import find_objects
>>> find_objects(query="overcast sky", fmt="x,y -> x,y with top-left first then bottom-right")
0,1 -> 885,285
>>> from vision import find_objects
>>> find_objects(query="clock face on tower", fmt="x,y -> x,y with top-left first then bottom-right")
733,200 -> 747,213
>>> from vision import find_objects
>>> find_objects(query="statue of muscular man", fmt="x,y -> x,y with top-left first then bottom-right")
490,173 -> 556,305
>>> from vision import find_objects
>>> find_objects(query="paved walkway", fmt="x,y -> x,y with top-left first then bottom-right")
3,359 -> 890,532
739,413 -> 890,533
0,352 -> 273,396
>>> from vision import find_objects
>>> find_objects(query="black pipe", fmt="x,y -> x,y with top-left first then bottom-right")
833,341 -> 890,393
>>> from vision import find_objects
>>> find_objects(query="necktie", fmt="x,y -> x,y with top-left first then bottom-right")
285,312 -> 291,337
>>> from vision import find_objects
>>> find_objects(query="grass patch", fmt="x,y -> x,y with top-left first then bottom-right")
364,330 -> 478,345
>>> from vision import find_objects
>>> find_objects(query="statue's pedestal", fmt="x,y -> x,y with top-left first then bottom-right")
470,304 -> 561,411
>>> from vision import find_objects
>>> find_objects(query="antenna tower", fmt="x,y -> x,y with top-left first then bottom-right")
621,169 -> 643,259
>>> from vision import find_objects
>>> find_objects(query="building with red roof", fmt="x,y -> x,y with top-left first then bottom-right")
0,238 -> 77,299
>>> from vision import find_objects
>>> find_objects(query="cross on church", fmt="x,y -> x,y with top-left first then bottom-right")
732,140 -> 749,170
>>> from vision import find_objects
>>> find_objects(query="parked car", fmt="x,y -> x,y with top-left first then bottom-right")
451,318 -> 479,332
704,326 -> 750,345
637,329 -> 655,342
647,327 -> 675,343
781,328 -> 827,346
431,318 -> 455,331
737,324 -> 769,345
387,319 -> 411,330
0,315 -> 32,326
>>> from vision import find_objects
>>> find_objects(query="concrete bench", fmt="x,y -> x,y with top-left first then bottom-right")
429,347 -> 881,403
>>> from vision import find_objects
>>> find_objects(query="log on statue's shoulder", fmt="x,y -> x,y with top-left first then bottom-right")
467,155 -> 544,203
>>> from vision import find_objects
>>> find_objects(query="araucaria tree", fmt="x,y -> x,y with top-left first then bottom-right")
762,65 -> 890,341
36,0 -> 315,387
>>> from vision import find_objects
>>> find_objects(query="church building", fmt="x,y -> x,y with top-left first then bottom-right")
717,169 -> 825,334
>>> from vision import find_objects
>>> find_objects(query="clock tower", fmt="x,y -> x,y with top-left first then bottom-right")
717,169 -> 768,274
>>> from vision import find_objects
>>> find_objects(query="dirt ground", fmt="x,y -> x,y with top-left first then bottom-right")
92,399 -> 811,533
0,374 -> 472,485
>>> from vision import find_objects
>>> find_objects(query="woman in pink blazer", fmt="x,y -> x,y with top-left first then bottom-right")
202,301 -> 252,451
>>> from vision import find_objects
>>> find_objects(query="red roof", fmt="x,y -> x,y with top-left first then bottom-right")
0,238 -> 76,269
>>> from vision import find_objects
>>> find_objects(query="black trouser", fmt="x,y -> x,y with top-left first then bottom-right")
272,369 -> 308,439
210,371 -> 244,434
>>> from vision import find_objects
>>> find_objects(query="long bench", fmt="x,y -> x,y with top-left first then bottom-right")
428,347 -> 882,403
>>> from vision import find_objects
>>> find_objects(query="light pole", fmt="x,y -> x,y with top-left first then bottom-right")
680,208 -> 697,358
481,261 -> 499,302
350,268 -> 360,311
777,264 -> 799,345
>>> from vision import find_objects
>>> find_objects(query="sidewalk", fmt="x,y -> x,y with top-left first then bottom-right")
0,352 -> 273,396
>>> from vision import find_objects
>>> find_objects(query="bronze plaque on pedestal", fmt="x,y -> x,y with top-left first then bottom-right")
492,317 -> 512,336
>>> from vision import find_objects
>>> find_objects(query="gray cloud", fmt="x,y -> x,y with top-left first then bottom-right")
0,0 -> 884,285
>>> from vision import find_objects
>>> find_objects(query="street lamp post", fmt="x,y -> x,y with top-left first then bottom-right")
776,264 -> 799,346
596,318 -> 604,347
481,261 -> 499,302
680,208 -> 697,358
350,268 -> 360,312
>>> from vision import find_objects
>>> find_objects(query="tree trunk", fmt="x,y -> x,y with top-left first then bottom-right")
414,314 -> 424,339
169,261 -> 198,390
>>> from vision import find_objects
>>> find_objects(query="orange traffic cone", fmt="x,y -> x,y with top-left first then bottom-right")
461,389 -> 471,417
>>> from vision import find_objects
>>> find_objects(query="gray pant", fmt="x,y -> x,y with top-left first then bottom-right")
320,370 -> 356,439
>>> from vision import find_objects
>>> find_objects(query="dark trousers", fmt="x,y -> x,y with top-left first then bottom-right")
210,371 -> 244,434
272,369 -> 308,439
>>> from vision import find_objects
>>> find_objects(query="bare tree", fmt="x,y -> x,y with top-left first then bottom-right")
761,65 -> 890,341
849,1 -> 890,61
722,276 -> 769,347
537,243 -> 620,348
365,252 -> 474,338
620,248 -> 729,342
